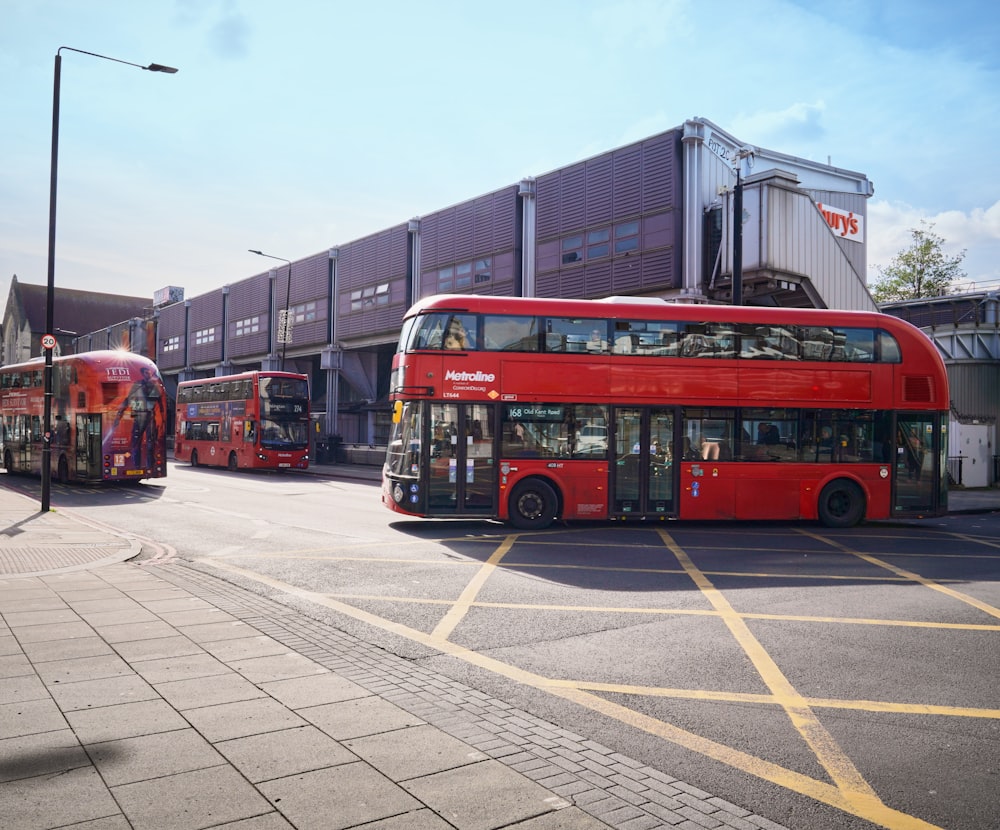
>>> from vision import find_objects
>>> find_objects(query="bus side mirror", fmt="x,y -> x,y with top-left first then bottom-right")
392,401 -> 403,424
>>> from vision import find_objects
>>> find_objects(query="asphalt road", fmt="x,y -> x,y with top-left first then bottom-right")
23,464 -> 1000,830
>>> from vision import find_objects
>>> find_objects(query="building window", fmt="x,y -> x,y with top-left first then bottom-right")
375,283 -> 390,306
234,316 -> 260,337
291,301 -> 317,323
614,220 -> 640,254
475,258 -> 492,285
437,267 -> 454,293
587,228 -> 611,259
194,327 -> 216,345
561,235 -> 583,264
549,226 -> 630,267
162,335 -> 180,352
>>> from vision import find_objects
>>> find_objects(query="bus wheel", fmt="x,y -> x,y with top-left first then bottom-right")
190,450 -> 199,468
2,450 -> 12,474
509,478 -> 558,530
57,456 -> 69,485
818,479 -> 865,528
227,452 -> 238,472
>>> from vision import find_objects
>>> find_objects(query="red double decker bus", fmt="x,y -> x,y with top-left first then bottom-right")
174,371 -> 310,471
383,295 -> 949,529
0,350 -> 168,483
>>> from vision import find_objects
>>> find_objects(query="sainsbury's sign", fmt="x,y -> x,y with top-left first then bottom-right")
817,202 -> 864,243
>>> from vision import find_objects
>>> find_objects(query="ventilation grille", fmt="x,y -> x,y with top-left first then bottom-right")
903,375 -> 934,403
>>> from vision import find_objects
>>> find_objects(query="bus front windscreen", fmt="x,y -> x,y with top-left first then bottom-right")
259,377 -> 309,448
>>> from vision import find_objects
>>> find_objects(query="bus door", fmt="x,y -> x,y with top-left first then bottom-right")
75,414 -> 103,479
893,414 -> 942,516
611,407 -> 676,518
16,415 -> 32,470
427,402 -> 496,516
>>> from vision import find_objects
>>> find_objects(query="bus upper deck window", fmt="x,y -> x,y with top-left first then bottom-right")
443,315 -> 476,350
878,331 -> 901,363
412,313 -> 449,350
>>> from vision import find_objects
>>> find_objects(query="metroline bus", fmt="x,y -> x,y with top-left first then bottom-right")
0,350 -> 168,483
174,371 -> 310,471
382,294 -> 949,529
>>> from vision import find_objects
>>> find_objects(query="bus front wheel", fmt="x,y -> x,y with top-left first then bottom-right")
508,478 -> 558,530
817,479 -> 865,528
227,452 -> 238,472
190,450 -> 199,468
3,450 -> 12,474
57,456 -> 69,485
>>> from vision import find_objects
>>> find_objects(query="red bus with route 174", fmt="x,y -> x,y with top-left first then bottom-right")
382,294 -> 949,529
0,350 -> 168,483
174,371 -> 310,471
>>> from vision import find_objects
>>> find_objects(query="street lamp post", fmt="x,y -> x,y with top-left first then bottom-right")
731,147 -> 754,308
42,47 -> 177,512
248,250 -> 293,370
732,167 -> 743,307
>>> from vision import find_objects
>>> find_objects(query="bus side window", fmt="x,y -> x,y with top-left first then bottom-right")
412,313 -> 449,350
443,316 -> 475,350
878,331 -> 901,363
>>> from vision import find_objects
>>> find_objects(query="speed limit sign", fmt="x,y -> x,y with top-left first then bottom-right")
41,334 -> 57,350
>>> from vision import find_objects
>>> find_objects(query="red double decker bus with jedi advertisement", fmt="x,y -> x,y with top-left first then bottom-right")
174,371 -> 310,471
383,294 -> 949,529
0,350 -> 168,483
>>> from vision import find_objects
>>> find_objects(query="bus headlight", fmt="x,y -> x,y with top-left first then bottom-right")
393,483 -> 404,504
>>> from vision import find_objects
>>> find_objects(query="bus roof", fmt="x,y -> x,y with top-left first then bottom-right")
404,294 -> 899,329
176,370 -> 309,388
0,349 -> 160,373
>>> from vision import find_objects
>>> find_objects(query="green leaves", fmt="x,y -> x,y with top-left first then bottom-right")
869,221 -> 967,303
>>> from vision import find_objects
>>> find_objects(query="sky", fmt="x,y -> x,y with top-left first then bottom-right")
2,0 -> 999,320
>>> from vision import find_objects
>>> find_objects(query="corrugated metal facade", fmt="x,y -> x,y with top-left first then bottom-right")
805,189 -> 868,279
286,251 -> 332,348
418,187 -> 520,299
949,363 -> 1000,421
534,130 -> 682,299
228,272 -> 272,359
337,224 -> 409,342
186,292 -> 225,367
715,173 -> 875,311
156,301 -> 187,371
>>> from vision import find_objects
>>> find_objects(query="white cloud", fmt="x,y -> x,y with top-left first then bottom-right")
730,102 -> 828,145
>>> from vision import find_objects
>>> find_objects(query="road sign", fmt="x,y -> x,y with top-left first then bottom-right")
41,334 -> 57,350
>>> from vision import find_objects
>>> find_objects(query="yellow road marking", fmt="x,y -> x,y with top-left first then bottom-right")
206,547 -> 980,588
799,529 -> 1000,620
196,556 -> 943,830
556,679 -> 1000,719
432,534 -> 517,640
549,685 -> 941,830
325,593 -> 1000,632
657,529 -> 881,805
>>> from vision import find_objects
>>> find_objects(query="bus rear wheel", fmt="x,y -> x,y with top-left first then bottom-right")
227,452 -> 238,472
57,456 -> 69,485
817,479 -> 865,528
3,450 -> 13,474
508,478 -> 558,530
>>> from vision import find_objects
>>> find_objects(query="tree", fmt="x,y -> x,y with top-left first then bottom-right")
869,221 -> 966,303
